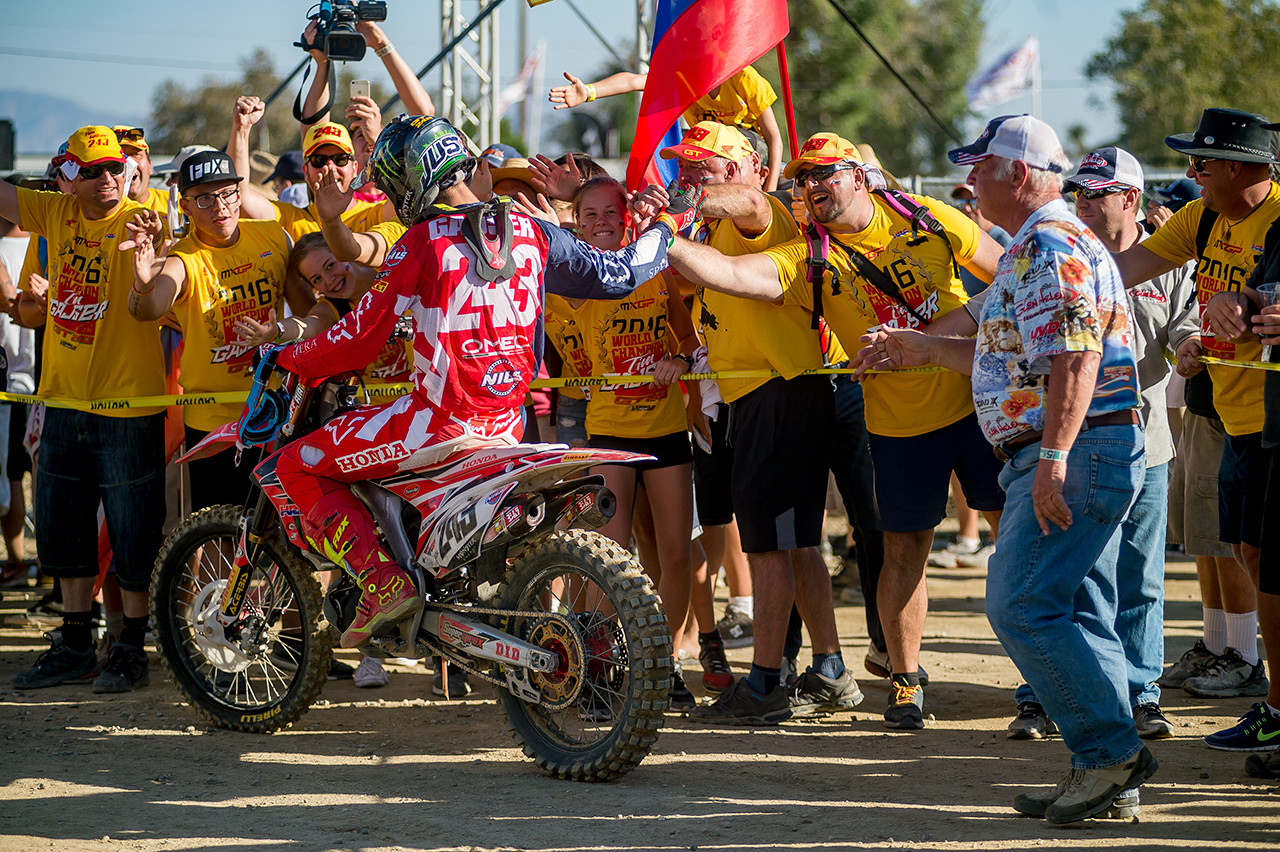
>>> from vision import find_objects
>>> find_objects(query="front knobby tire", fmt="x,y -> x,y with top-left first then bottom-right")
150,505 -> 331,733
491,529 -> 673,782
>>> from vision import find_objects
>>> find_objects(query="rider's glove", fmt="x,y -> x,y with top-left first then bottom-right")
655,179 -> 707,237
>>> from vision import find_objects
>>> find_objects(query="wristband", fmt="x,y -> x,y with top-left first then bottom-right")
673,353 -> 693,368
1039,448 -> 1069,463
272,321 -> 287,344
132,280 -> 155,296
655,214 -> 678,246
585,83 -> 597,103
374,42 -> 395,58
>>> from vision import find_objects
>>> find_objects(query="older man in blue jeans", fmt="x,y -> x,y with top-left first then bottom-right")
856,115 -> 1157,825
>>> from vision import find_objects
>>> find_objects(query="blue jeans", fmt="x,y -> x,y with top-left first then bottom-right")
555,394 -> 588,447
987,424 -> 1145,770
36,408 -> 166,593
1015,461 -> 1168,710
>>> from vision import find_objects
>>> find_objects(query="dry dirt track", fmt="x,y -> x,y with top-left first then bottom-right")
1,552 -> 1278,852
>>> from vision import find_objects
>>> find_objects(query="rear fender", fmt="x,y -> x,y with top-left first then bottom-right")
175,422 -> 241,464
417,481 -> 518,576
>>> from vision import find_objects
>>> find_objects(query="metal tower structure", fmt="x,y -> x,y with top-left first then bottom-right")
440,0 -> 501,148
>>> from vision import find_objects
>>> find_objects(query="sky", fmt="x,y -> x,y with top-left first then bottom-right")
0,0 -> 1145,162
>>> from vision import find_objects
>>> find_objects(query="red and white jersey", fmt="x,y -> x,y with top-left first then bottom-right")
281,210 -> 548,424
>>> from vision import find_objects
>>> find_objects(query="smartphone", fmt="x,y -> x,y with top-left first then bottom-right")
350,80 -> 370,102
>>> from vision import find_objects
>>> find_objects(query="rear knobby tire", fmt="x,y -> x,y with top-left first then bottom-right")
150,505 -> 331,733
492,529 -> 673,781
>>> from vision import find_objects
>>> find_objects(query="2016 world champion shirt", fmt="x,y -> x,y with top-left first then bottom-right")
16,188 -> 165,416
169,220 -> 290,431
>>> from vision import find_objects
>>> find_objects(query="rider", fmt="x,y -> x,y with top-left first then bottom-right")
267,116 -> 684,649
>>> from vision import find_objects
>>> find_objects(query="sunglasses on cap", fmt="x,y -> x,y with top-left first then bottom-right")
1066,186 -> 1127,201
114,127 -> 145,145
794,162 -> 858,188
1188,155 -> 1216,173
307,152 -> 353,169
77,161 -> 126,181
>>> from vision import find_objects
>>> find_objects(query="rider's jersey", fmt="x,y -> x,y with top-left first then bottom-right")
277,206 -> 672,429
321,295 -> 413,383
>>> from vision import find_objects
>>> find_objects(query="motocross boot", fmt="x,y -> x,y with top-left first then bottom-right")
342,550 -> 422,649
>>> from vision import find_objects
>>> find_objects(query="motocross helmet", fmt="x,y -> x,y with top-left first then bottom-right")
361,115 -> 477,226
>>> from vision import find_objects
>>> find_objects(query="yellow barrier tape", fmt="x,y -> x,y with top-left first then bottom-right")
1196,355 -> 1280,372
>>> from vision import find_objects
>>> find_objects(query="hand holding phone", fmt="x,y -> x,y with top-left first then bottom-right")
350,80 -> 371,102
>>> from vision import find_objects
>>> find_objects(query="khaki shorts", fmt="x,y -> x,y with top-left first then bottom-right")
1167,410 -> 1233,558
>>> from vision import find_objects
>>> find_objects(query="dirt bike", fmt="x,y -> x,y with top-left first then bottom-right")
149,353 -> 674,781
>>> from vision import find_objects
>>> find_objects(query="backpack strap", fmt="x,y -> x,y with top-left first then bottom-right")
804,222 -> 842,330
1194,207 -> 1220,260
826,232 -> 932,328
873,188 -> 962,278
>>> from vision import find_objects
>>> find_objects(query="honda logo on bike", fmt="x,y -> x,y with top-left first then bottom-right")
335,441 -> 410,473
479,358 -> 522,396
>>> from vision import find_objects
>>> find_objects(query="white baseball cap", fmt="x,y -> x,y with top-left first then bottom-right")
948,115 -> 1067,173
1065,147 -> 1144,192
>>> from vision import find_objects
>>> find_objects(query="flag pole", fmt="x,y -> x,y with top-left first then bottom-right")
775,38 -> 799,159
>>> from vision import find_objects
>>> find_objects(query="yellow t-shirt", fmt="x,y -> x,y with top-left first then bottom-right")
1140,185 -> 1280,436
544,294 -> 594,401
693,193 -> 821,403
682,66 -> 777,134
16,188 -> 165,416
273,198 -> 387,242
367,219 -> 408,252
143,186 -> 170,216
765,193 -> 981,437
170,220 -> 290,431
585,272 -> 686,439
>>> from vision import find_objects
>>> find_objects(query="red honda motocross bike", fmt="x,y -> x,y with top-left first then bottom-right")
149,351 -> 674,781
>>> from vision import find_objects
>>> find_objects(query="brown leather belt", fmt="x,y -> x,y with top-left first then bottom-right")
993,410 -> 1141,462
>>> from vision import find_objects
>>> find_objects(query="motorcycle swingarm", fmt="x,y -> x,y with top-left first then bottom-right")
420,609 -> 559,674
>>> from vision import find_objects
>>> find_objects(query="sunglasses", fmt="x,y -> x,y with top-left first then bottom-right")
307,152 -> 353,169
76,161 -> 126,181
1067,186 -> 1126,201
794,162 -> 858,188
1188,155 -> 1215,173
191,187 -> 241,209
114,127 -> 145,144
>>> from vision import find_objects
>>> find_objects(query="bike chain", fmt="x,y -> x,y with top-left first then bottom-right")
425,602 -> 583,702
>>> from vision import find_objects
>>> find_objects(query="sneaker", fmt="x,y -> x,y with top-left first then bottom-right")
781,655 -> 799,689
698,633 -> 735,693
1157,639 -> 1217,688
26,591 -> 64,620
1182,648 -> 1269,698
1133,703 -> 1175,740
432,658 -> 472,699
0,561 -> 28,588
944,536 -> 983,557
863,643 -> 930,686
1244,747 -> 1280,779
92,643 -> 150,693
12,635 -> 100,688
1014,778 -> 1140,820
1203,702 -> 1280,751
329,659 -> 356,680
1007,701 -> 1057,740
339,560 -> 422,649
690,678 -> 791,725
884,679 -> 925,730
670,671 -> 697,710
787,668 -> 864,717
716,604 -> 754,648
353,656 -> 389,688
954,543 -> 996,568
1043,747 -> 1158,825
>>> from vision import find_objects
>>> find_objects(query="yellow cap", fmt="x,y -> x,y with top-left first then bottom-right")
782,132 -> 860,180
64,126 -> 126,168
303,122 -> 355,158
112,126 -> 148,154
660,121 -> 754,162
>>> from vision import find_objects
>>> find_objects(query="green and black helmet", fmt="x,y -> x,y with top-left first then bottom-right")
362,115 -> 476,225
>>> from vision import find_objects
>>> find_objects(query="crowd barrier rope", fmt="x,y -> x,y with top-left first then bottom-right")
0,356 -> 1270,411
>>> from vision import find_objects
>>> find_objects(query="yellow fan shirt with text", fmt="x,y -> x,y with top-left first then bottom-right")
16,189 -> 165,416
273,198 -> 387,241
682,66 -> 777,134
585,273 -> 686,439
765,193 -> 981,437
545,294 -> 594,401
170,220 -> 289,430
1140,183 -> 1280,436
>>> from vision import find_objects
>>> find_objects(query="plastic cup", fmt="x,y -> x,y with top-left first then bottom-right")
1258,282 -> 1280,307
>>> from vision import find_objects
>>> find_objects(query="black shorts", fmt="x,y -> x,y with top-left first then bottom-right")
1219,432 -> 1270,548
186,426 -> 256,512
729,375 -> 833,553
867,412 -> 1005,533
588,430 -> 692,472
4,402 -> 30,480
692,402 -> 733,526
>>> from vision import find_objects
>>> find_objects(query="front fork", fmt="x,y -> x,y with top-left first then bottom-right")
216,489 -> 278,626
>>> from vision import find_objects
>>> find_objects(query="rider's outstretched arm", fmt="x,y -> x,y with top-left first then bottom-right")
538,219 -> 673,300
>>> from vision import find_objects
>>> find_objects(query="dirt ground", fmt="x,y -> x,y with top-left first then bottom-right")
1,546 -> 1278,852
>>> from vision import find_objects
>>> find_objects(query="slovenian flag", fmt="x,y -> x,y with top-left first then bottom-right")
626,0 -> 789,191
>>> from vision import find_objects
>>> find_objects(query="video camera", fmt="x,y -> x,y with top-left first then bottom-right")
295,0 -> 388,63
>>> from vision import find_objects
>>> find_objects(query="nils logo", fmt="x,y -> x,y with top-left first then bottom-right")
480,358 -> 522,396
